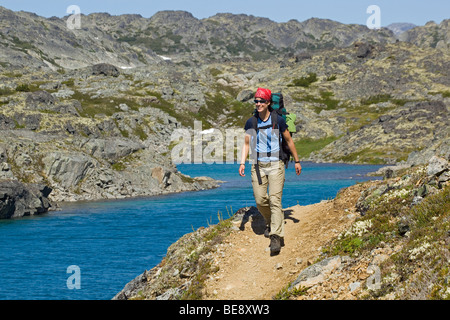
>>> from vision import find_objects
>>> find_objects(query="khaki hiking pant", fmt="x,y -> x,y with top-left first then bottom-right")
251,160 -> 285,237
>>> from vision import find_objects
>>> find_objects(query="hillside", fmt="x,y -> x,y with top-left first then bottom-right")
114,155 -> 449,300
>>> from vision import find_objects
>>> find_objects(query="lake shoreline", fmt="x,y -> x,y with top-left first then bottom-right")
53,161 -> 386,208
1,161 -> 385,220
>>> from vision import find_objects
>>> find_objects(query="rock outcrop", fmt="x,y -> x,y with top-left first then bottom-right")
0,118 -> 221,203
113,222 -> 227,300
91,63 -> 120,77
0,180 -> 52,219
307,100 -> 449,164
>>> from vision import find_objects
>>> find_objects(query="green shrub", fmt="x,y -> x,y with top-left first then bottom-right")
15,84 -> 31,92
290,72 -> 318,87
361,94 -> 392,105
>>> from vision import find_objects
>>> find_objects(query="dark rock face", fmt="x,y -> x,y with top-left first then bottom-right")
354,41 -> 375,58
92,63 -> 120,77
113,270 -> 152,300
0,180 -> 52,219
26,90 -> 56,106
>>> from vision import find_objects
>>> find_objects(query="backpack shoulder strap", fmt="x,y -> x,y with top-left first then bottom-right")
251,112 -> 258,130
271,110 -> 279,129
250,112 -> 263,185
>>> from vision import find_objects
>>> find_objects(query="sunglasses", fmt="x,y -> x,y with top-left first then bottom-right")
254,99 -> 268,104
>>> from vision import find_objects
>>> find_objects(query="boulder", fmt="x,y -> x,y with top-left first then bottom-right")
0,114 -> 15,130
236,89 -> 254,102
92,63 -> 120,77
151,166 -> 171,188
0,180 -> 52,219
112,270 -> 152,300
289,256 -> 341,289
14,113 -> 42,130
354,41 -> 375,58
427,156 -> 448,177
25,90 -> 56,107
294,52 -> 312,62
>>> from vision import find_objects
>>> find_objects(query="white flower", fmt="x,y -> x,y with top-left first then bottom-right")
381,188 -> 411,203
408,242 -> 431,260
345,220 -> 373,237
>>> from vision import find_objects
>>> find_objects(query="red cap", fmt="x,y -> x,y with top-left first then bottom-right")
255,88 -> 271,101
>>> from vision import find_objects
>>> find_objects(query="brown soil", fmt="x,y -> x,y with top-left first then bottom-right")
203,182 -> 373,300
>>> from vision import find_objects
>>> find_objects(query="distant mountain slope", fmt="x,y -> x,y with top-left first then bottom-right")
0,7 -> 162,70
2,6 -> 448,70
386,22 -> 416,36
398,19 -> 450,49
0,6 -> 396,69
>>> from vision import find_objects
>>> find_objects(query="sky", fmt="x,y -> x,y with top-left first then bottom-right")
0,0 -> 448,27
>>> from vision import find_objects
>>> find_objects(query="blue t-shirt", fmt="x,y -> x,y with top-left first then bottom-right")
244,114 -> 288,162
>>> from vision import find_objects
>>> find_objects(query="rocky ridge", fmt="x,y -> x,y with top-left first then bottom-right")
1,6 -> 449,70
399,19 -> 450,50
0,6 -> 396,69
0,7 -> 162,70
386,23 -> 416,36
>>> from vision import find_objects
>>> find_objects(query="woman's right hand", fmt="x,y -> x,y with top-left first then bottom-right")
239,164 -> 245,177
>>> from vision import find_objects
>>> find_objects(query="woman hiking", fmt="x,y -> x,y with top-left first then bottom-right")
239,87 -> 302,256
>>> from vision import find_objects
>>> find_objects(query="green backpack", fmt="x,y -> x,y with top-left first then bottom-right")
271,93 -> 296,135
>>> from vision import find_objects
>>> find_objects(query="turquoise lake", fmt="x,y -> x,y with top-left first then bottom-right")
0,162 -> 383,300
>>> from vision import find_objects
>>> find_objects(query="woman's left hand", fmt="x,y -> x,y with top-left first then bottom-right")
294,162 -> 302,176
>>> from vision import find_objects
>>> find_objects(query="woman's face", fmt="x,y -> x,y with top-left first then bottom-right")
254,98 -> 270,113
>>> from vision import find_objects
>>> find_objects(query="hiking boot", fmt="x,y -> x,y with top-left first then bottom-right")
269,235 -> 282,256
264,225 -> 270,238
264,233 -> 284,247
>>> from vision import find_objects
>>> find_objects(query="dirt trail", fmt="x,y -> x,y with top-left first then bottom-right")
203,183 -> 368,300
